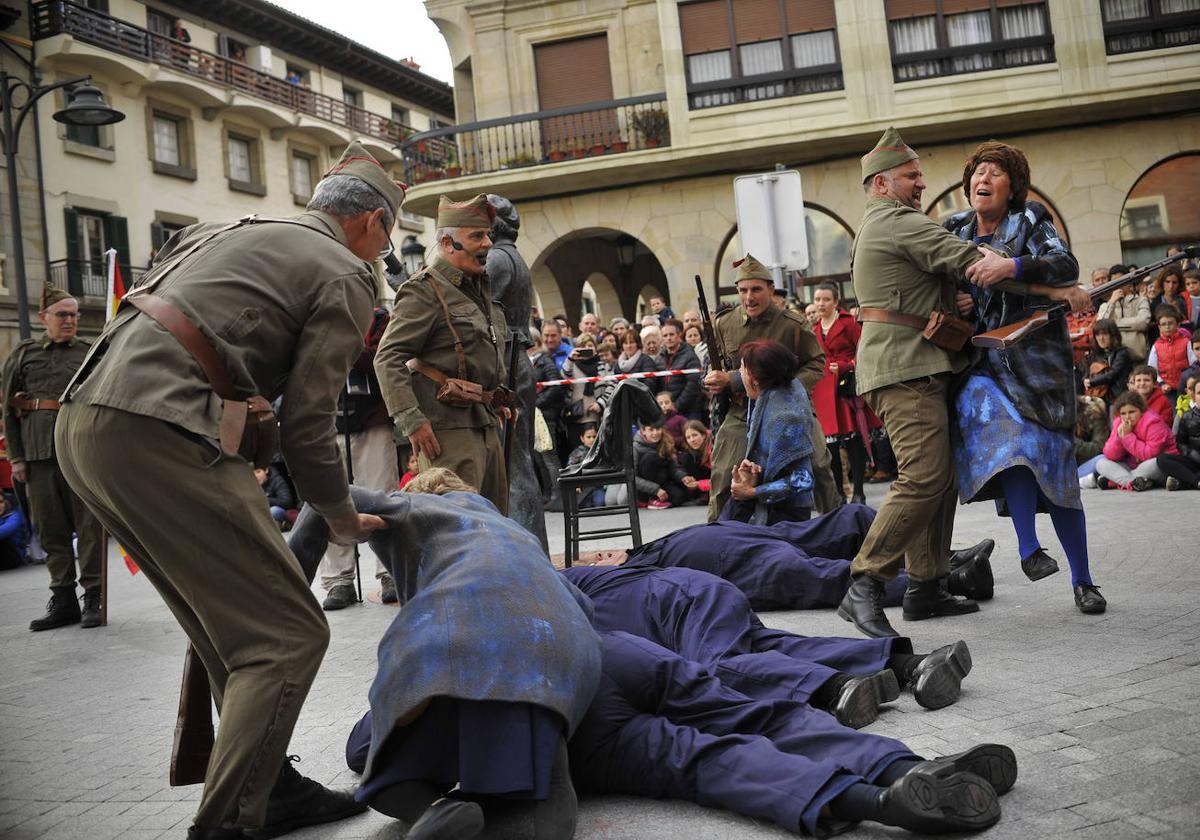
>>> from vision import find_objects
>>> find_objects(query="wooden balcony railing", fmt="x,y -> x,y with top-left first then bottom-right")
401,94 -> 669,186
32,1 -> 414,144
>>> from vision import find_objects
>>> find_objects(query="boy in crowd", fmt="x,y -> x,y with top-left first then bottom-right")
1148,306 -> 1198,404
1130,365 -> 1175,426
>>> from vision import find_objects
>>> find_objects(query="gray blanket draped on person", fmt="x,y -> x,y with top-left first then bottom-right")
288,486 -> 602,785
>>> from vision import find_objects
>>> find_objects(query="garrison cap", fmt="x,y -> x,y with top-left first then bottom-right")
321,141 -> 407,218
861,126 -> 920,182
40,286 -> 74,311
732,253 -> 772,285
437,194 -> 496,229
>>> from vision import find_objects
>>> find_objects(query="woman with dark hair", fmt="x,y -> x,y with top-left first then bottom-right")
1148,264 -> 1188,345
615,329 -> 661,394
1080,318 -> 1130,407
945,140 -> 1106,615
721,339 -> 815,524
811,281 -> 879,505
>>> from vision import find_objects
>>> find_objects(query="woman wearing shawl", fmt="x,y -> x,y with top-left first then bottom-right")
945,140 -> 1105,615
720,339 -> 815,524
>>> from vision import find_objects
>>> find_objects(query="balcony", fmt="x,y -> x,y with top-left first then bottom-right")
49,258 -> 148,299
891,34 -> 1055,82
1103,6 -> 1200,55
401,94 -> 669,186
687,65 -> 843,110
32,1 -> 413,144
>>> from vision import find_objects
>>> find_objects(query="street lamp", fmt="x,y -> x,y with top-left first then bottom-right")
400,234 -> 426,276
2,73 -> 124,338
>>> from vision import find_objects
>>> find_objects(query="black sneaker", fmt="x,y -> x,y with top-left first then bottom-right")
379,575 -> 398,605
1095,473 -> 1114,490
1131,476 -> 1152,492
322,584 -> 357,611
29,586 -> 81,632
247,756 -> 368,839
80,587 -> 103,628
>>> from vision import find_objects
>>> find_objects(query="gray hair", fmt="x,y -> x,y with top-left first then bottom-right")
434,227 -> 460,245
308,174 -> 394,229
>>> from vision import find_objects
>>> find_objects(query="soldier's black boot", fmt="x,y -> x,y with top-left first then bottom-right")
29,585 -> 81,631
902,579 -> 980,622
186,827 -> 250,839
947,552 -> 994,601
80,587 -> 103,628
247,755 -> 368,839
838,575 -> 899,638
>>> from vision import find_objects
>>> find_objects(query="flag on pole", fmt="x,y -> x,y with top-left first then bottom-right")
103,249 -> 139,576
104,248 -> 126,323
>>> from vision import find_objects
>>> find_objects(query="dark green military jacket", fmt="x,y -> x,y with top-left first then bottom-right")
712,302 -> 825,424
374,251 -> 506,437
2,334 -> 91,463
66,210 -> 377,522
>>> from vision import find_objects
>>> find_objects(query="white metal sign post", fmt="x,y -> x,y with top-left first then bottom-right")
733,169 -> 809,297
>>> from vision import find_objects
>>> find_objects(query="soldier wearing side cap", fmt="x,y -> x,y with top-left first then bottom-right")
374,194 -> 510,515
54,142 -> 397,840
838,128 -> 1018,640
704,253 -> 841,521
1,286 -> 105,631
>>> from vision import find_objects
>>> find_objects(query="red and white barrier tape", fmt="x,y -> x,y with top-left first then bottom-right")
535,368 -> 703,390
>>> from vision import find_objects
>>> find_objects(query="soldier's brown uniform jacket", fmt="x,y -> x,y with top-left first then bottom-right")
2,335 -> 91,463
711,302 -> 825,415
374,250 -> 506,436
66,210 -> 377,521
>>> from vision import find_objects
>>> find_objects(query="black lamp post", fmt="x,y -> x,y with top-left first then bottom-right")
400,234 -> 426,276
2,73 -> 124,338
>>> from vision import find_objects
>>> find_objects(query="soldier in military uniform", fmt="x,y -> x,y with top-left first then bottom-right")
54,142 -> 394,840
704,254 -> 840,521
838,128 -> 1017,639
2,288 -> 105,630
375,194 -> 510,515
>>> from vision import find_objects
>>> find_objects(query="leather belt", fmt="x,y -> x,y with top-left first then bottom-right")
858,307 -> 930,331
8,395 -> 61,412
406,358 -> 495,403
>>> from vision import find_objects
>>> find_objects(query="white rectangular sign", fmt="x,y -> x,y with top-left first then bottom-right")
733,169 -> 809,274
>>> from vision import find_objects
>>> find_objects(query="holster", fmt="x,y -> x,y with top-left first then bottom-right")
436,377 -> 486,408
169,645 -> 213,786
859,307 -> 975,353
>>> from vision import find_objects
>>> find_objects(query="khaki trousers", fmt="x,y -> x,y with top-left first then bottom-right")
55,404 -> 329,829
24,456 -> 105,590
319,423 -> 398,591
419,423 -> 508,515
707,409 -> 840,522
851,375 -> 958,582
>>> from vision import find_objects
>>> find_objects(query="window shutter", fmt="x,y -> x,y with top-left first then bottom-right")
534,35 -> 615,109
150,221 -> 167,251
679,0 -> 731,54
104,215 -> 131,279
885,0 -> 938,18
942,0 -> 995,13
63,208 -> 82,295
734,0 -> 784,43
785,0 -> 837,33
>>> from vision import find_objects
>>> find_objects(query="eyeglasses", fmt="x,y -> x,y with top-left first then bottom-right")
378,217 -> 395,260
52,312 -> 80,320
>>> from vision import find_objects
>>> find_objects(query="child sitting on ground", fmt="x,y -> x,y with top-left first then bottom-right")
1094,391 -> 1178,491
1129,365 -> 1174,426
567,424 -> 605,508
1159,377 -> 1200,491
655,391 -> 689,449
399,451 -> 420,489
677,420 -> 713,504
632,420 -> 692,509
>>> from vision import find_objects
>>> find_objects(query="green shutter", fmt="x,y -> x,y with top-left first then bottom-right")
104,214 -> 131,280
63,207 -> 82,296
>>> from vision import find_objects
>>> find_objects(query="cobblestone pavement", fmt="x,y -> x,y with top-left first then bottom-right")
1,483 -> 1198,840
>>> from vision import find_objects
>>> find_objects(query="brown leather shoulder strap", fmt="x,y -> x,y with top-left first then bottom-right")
407,358 -> 449,386
126,295 -> 238,400
858,307 -> 929,331
426,278 -> 468,380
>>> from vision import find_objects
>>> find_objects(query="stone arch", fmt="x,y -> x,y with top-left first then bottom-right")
926,183 -> 1071,243
1119,152 -> 1200,267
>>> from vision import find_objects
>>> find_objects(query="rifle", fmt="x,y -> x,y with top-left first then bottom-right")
501,326 -> 520,478
972,246 -> 1196,350
694,274 -> 730,430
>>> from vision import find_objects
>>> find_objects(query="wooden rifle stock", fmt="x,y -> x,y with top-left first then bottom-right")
972,246 -> 1197,349
170,644 -> 214,786
694,274 -> 728,429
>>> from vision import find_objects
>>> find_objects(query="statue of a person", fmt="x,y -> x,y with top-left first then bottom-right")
487,195 -> 549,553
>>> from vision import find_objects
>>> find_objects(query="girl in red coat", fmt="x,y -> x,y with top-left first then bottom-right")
811,283 -> 878,504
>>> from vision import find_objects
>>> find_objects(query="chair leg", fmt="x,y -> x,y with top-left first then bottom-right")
625,473 -> 642,549
562,484 -> 577,568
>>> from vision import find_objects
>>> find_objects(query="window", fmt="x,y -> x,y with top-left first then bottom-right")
63,208 -> 129,298
150,219 -> 188,253
223,127 -> 264,195
1119,154 -> 1200,266
391,105 -> 410,126
290,151 -> 315,202
342,86 -> 362,108
678,0 -> 842,109
886,1 -> 1054,82
1100,0 -> 1200,54
146,8 -> 173,37
152,115 -> 180,166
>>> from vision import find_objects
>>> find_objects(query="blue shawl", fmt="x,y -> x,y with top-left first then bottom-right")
745,379 -> 814,523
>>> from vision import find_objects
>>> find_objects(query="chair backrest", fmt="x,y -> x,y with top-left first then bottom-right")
609,386 -> 637,477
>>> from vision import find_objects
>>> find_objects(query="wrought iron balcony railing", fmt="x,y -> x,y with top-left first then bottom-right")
1102,8 -> 1200,55
686,64 -> 843,109
49,258 -> 148,299
891,34 -> 1056,82
401,94 -> 669,186
32,1 -> 414,144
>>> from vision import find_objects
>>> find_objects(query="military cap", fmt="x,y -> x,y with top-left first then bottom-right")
732,253 -> 772,285
437,194 -> 496,229
321,141 -> 407,219
40,286 -> 74,311
861,126 -> 920,182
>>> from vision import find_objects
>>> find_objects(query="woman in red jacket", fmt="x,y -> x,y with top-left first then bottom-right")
811,283 -> 878,504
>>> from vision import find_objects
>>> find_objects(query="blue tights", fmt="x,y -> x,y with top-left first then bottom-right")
996,467 -> 1092,586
